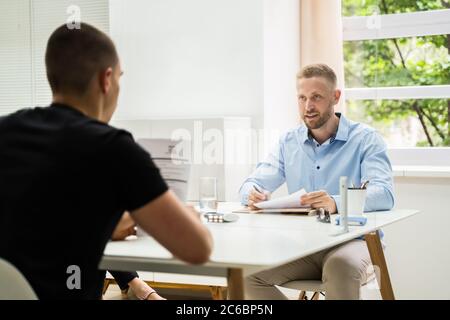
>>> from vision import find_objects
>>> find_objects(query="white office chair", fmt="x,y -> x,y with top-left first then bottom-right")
281,273 -> 381,300
0,258 -> 37,300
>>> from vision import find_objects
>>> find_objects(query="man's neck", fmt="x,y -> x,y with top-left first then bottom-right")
309,113 -> 340,145
52,94 -> 102,121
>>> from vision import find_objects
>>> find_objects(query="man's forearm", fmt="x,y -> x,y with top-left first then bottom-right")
365,185 -> 394,211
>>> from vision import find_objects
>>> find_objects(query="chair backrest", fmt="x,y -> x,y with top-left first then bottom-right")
0,258 -> 37,300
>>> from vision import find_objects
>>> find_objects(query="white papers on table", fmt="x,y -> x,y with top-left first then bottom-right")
254,188 -> 308,209
137,139 -> 191,202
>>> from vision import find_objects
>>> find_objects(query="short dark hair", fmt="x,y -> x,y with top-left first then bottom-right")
45,23 -> 118,96
297,63 -> 337,89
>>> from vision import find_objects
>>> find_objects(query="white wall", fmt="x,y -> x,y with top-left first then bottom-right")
263,0 -> 300,146
388,148 -> 450,166
384,176 -> 450,299
109,0 -> 263,121
108,0 -> 302,149
109,0 -> 302,201
262,0 -> 300,198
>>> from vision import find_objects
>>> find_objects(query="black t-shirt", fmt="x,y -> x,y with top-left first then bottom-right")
0,103 -> 168,299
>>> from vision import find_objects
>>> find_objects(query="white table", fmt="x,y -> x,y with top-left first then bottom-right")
99,203 -> 419,299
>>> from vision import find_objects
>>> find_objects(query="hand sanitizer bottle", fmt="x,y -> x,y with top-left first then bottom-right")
339,176 -> 349,233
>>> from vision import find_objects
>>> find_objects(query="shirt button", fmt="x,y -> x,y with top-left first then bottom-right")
317,166 -> 320,170
316,144 -> 320,147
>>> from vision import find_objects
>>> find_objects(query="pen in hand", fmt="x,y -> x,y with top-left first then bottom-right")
253,185 -> 268,201
253,185 -> 262,193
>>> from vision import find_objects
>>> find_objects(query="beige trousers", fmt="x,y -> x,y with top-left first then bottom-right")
245,239 -> 373,300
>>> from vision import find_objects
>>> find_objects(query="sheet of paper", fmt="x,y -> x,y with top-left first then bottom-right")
137,139 -> 191,202
254,188 -> 308,209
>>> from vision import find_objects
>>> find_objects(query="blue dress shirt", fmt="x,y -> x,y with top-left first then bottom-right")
239,113 -> 395,213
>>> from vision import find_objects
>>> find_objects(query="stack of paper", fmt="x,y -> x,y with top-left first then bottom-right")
254,189 -> 309,209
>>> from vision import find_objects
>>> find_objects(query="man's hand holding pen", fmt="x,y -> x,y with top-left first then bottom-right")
248,185 -> 271,210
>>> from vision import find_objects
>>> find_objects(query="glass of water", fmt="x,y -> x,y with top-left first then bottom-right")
199,177 -> 218,212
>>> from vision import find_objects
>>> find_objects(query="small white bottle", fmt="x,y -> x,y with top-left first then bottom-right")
339,176 -> 349,233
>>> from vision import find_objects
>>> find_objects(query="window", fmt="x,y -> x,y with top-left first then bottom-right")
342,0 -> 450,147
0,0 -> 109,116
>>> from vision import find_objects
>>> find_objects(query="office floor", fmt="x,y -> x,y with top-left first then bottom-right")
103,284 -> 209,300
103,284 -> 311,300
103,283 -> 381,300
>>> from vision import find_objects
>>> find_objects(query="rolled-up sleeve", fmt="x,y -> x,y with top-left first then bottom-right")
238,138 -> 286,205
360,131 -> 395,211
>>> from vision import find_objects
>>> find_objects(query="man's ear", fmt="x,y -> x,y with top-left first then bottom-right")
99,67 -> 113,94
334,89 -> 342,105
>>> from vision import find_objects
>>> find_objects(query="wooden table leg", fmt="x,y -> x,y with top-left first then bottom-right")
365,230 -> 395,300
227,268 -> 244,300
102,279 -> 111,295
209,286 -> 225,300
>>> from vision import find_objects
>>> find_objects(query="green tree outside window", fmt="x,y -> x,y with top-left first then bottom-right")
343,0 -> 450,146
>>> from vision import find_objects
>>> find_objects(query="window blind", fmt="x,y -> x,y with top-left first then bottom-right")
0,0 -> 109,116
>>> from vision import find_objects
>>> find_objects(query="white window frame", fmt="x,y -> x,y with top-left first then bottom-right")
342,8 -> 450,166
343,9 -> 450,41
345,85 -> 450,100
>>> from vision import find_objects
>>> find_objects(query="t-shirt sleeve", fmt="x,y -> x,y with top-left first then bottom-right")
108,131 -> 168,212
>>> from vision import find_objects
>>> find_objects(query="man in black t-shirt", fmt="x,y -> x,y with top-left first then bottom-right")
0,23 -> 212,300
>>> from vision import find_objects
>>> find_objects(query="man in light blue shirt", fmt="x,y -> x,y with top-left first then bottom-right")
240,64 -> 394,300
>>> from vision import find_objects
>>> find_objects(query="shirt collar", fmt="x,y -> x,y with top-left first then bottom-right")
50,102 -> 86,117
300,126 -> 310,144
300,112 -> 350,144
334,113 -> 350,142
